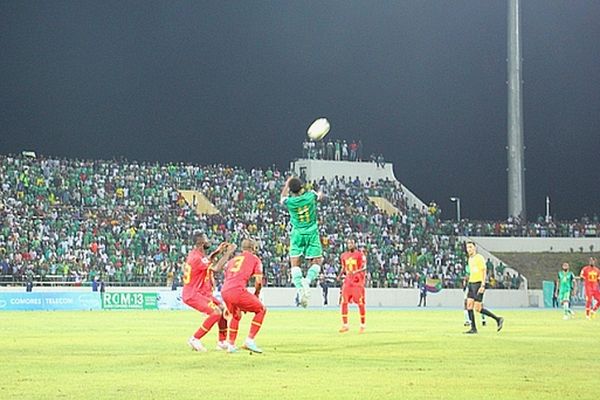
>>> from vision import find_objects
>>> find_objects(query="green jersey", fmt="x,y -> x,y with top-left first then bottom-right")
283,190 -> 319,234
558,270 -> 575,292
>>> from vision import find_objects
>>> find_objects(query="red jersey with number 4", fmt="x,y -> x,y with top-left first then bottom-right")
580,265 -> 600,292
222,251 -> 263,292
182,249 -> 211,299
341,250 -> 366,288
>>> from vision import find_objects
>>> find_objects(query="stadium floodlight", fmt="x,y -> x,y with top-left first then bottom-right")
449,197 -> 461,222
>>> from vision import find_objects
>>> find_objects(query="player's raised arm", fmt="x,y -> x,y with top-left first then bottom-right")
280,176 -> 292,203
210,243 -> 237,272
208,242 -> 229,262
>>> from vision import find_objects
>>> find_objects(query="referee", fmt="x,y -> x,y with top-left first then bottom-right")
464,241 -> 504,334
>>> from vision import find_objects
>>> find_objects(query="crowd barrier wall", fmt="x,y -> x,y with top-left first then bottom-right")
0,288 -> 543,310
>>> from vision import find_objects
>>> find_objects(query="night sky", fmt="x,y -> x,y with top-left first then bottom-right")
1,1 -> 599,220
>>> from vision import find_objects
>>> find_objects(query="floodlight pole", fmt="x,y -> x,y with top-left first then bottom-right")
507,0 -> 526,221
450,197 -> 461,222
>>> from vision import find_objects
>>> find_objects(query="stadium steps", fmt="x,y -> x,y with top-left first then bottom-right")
178,190 -> 220,215
492,252 -> 595,289
368,196 -> 400,216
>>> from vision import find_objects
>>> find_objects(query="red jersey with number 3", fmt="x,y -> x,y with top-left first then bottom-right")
581,265 -> 600,292
182,249 -> 211,299
341,250 -> 366,288
221,251 -> 263,292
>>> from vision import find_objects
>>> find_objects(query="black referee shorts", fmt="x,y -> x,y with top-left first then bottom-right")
467,282 -> 484,303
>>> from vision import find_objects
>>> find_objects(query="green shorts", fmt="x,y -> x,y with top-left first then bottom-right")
558,289 -> 571,303
289,229 -> 322,259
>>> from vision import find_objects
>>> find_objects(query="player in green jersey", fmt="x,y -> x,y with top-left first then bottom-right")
280,176 -> 324,307
556,262 -> 576,320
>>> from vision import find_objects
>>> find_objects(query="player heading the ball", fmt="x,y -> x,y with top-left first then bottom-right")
280,176 -> 324,307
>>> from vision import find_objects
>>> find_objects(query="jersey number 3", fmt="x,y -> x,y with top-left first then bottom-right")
230,256 -> 245,274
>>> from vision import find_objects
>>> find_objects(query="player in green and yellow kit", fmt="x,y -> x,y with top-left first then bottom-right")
280,176 -> 323,307
556,262 -> 576,320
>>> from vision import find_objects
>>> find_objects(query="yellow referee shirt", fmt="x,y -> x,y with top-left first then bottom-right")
468,254 -> 486,283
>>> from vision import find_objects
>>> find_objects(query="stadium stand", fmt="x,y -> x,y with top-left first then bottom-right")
0,153 -> 566,290
438,218 -> 600,238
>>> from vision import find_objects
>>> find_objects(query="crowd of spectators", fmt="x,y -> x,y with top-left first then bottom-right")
302,140 -> 365,162
0,155 -> 211,287
301,139 -> 387,168
437,217 -> 600,238
0,154 -> 536,290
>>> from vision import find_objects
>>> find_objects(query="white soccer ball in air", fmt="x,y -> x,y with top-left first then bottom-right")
307,118 -> 330,141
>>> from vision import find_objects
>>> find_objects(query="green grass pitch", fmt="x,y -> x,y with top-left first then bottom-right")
1,308 -> 598,399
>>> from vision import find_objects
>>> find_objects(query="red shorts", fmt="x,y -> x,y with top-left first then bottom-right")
584,288 -> 600,300
183,292 -> 222,314
341,286 -> 365,305
222,289 -> 264,319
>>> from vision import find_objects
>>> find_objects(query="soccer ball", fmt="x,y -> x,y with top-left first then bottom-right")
307,118 -> 330,141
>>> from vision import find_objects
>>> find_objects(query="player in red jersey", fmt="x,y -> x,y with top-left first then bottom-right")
220,239 -> 266,353
337,239 -> 367,333
579,257 -> 600,319
183,232 -> 236,352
